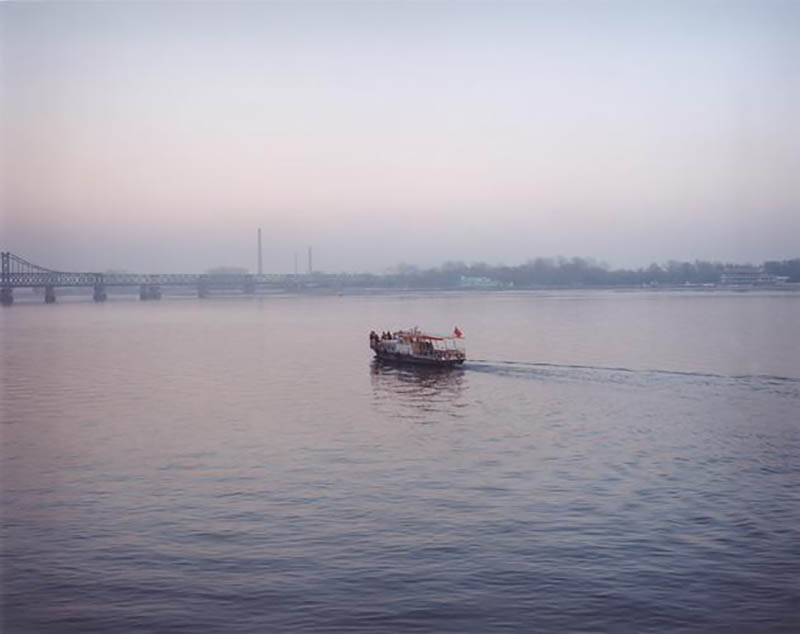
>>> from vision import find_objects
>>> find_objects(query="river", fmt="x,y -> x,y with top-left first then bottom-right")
2,290 -> 798,632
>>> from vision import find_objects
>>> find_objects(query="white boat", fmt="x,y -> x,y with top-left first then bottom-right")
369,327 -> 466,366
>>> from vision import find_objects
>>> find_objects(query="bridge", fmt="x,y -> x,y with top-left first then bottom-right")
1,251 -> 301,305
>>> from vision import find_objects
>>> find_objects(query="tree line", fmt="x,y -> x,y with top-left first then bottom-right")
336,257 -> 800,288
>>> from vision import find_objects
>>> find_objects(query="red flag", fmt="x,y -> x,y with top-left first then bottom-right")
454,326 -> 463,338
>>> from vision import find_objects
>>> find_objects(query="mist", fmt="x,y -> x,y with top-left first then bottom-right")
2,1 -> 799,273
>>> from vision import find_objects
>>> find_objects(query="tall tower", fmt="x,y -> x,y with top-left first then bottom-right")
307,246 -> 312,275
257,228 -> 263,275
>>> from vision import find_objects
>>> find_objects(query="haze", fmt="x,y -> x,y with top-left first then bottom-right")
2,1 -> 798,274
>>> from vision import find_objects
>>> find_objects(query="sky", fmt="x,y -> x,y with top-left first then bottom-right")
1,0 -> 799,274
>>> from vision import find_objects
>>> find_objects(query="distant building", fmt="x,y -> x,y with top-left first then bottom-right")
719,266 -> 786,285
459,275 -> 504,288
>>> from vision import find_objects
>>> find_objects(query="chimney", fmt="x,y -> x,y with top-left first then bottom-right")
257,228 -> 263,275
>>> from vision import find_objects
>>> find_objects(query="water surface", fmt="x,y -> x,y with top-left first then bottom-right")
2,290 -> 799,632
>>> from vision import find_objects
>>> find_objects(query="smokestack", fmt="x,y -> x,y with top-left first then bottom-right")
307,246 -> 312,275
294,252 -> 298,276
257,228 -> 263,275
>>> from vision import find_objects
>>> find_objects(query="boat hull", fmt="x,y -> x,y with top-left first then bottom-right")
373,350 -> 465,367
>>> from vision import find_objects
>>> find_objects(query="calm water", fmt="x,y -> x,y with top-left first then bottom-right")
2,290 -> 799,633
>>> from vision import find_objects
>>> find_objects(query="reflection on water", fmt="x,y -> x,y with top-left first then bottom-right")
370,360 -> 468,422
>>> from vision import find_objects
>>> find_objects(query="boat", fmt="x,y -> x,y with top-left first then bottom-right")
369,327 -> 466,366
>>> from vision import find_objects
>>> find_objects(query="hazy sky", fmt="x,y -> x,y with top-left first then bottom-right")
2,1 -> 799,273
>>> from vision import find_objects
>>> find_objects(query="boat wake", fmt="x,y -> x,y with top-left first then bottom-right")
465,359 -> 800,397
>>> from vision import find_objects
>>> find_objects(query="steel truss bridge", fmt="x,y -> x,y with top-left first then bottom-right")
1,251 -> 300,305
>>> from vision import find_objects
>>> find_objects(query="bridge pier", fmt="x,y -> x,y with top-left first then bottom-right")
139,285 -> 162,300
1,287 -> 12,306
44,286 -> 56,303
93,284 -> 107,302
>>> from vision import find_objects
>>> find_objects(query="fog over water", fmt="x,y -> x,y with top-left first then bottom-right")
2,1 -> 799,273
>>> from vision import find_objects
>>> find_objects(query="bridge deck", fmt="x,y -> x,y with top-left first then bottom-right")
1,252 -> 294,288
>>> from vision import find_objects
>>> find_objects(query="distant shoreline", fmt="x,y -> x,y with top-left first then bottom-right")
11,283 -> 800,303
